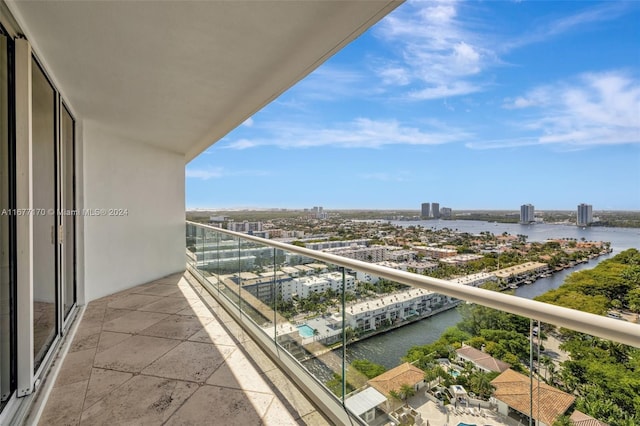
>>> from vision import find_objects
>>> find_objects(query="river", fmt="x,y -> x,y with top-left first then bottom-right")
303,221 -> 639,377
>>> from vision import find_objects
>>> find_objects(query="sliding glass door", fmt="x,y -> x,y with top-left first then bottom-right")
31,58 -> 57,371
31,56 -> 76,372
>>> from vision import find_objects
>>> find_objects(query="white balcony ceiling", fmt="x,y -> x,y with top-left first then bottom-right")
7,1 -> 402,161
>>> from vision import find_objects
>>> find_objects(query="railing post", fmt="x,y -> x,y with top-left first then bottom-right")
340,266 -> 346,403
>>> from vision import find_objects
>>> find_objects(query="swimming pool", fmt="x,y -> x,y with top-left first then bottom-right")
297,324 -> 316,338
450,369 -> 461,378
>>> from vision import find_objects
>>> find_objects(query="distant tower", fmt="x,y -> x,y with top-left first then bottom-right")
577,203 -> 593,226
520,204 -> 535,224
421,203 -> 430,219
432,203 -> 440,219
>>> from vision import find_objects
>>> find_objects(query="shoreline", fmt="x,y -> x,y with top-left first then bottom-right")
298,301 -> 462,361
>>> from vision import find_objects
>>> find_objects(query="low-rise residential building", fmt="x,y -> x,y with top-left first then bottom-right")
281,271 -> 355,300
494,262 -> 548,282
450,272 -> 497,288
305,239 -> 371,250
356,261 -> 404,284
440,253 -> 484,265
570,410 -> 609,426
324,245 -> 387,263
385,247 -> 416,262
345,388 -> 388,424
227,220 -> 263,233
455,344 -> 510,373
491,369 -> 575,426
405,261 -> 438,274
368,362 -> 426,398
345,288 -> 455,332
412,246 -> 458,259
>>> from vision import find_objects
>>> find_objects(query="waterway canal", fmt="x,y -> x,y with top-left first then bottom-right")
303,221 -> 639,379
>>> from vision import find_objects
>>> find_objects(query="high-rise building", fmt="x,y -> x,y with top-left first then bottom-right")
421,203 -> 430,219
441,207 -> 452,219
577,203 -> 593,226
432,203 -> 440,219
520,204 -> 535,224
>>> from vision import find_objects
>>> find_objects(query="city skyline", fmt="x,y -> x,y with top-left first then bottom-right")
186,1 -> 640,211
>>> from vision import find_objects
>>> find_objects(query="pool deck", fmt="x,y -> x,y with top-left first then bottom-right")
407,392 -> 513,426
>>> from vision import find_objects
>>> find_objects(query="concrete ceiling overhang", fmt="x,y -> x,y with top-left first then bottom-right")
7,1 -> 403,161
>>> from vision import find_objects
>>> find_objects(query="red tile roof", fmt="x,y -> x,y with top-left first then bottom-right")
367,362 -> 424,397
456,345 -> 511,373
491,369 -> 575,425
570,410 -> 609,426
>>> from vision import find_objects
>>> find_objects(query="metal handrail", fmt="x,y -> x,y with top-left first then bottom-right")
187,221 -> 640,348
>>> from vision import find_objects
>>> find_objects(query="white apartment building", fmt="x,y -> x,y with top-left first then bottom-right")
405,261 -> 439,274
450,272 -> 497,287
305,239 -> 371,251
227,220 -> 263,233
324,245 -> 386,263
385,246 -> 416,262
356,261 -> 404,284
440,254 -> 484,265
344,288 -> 454,332
413,246 -> 458,259
280,271 -> 356,301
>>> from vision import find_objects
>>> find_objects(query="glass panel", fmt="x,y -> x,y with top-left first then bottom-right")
0,31 -> 14,406
185,223 -> 637,425
61,105 -> 75,319
31,58 -> 57,370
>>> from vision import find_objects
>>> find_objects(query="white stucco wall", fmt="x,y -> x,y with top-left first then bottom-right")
82,122 -> 185,302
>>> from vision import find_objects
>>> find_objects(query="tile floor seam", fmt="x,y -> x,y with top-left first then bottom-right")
135,370 -> 216,386
259,394 -> 280,423
206,381 -> 279,397
78,368 -> 137,414
158,382 -> 209,426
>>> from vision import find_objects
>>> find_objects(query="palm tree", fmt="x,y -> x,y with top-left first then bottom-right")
468,371 -> 494,399
399,383 -> 416,405
540,356 -> 554,382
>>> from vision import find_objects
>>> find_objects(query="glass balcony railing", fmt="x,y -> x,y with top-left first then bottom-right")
186,221 -> 639,426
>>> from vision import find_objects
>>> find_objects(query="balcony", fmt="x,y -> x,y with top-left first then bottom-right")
34,272 -> 323,425
29,222 -> 638,425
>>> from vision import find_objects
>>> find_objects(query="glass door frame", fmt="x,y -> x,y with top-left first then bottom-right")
59,101 -> 77,330
13,39 -> 77,397
0,23 -> 17,412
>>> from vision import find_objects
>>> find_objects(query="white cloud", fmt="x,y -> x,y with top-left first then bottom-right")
476,71 -> 640,149
221,117 -> 470,150
186,166 -> 270,180
374,0 -> 493,99
242,117 -> 254,127
288,66 -> 367,101
379,66 -> 411,86
185,167 -> 224,180
409,81 -> 483,100
504,2 -> 631,50
374,1 -> 632,102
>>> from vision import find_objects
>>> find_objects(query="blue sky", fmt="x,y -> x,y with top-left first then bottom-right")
186,0 -> 640,211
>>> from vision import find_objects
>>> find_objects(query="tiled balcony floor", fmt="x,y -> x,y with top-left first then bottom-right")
37,272 -> 328,425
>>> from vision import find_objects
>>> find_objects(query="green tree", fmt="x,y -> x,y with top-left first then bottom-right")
553,415 -> 572,426
399,383 -> 416,404
351,359 -> 386,379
